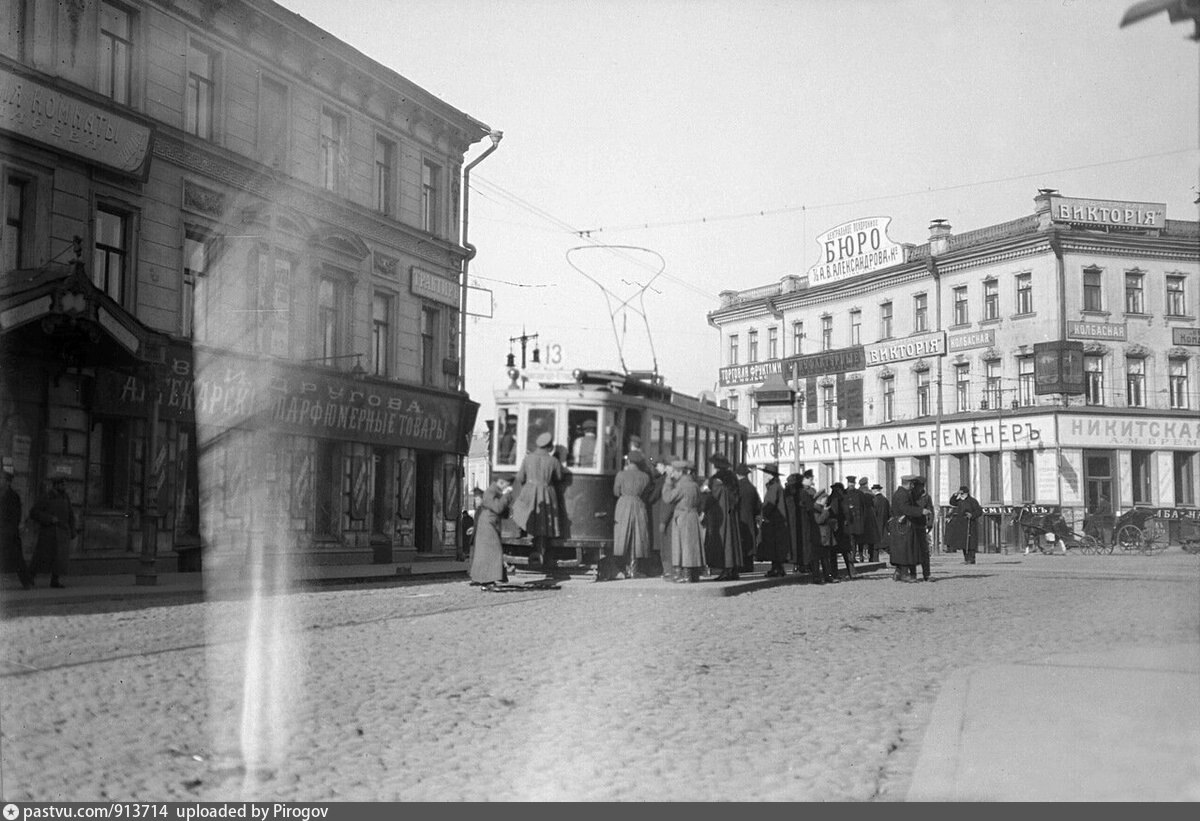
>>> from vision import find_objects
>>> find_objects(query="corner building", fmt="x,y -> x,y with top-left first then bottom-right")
0,0 -> 494,572
708,191 -> 1199,552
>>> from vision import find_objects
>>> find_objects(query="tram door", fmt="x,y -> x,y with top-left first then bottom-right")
414,451 -> 436,553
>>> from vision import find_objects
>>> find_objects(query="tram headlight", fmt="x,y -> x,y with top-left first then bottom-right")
507,367 -> 520,387
572,368 -> 584,383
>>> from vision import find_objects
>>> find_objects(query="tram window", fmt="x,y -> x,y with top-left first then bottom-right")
526,408 -> 557,453
667,420 -> 678,457
568,410 -> 600,468
604,410 -> 622,472
496,410 -> 519,466
691,427 -> 701,469
650,415 -> 663,456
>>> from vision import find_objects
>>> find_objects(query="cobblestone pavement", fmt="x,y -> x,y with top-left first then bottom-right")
1,552 -> 1197,802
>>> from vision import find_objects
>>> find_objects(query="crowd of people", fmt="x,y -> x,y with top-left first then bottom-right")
459,431 -> 987,588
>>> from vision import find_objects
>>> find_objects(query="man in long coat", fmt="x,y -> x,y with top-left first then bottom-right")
734,464 -> 761,574
912,478 -> 934,580
757,464 -> 790,577
512,431 -> 564,577
944,484 -> 984,564
889,474 -> 925,582
1,468 -> 32,589
783,473 -> 803,572
28,477 -> 75,588
855,477 -> 879,562
842,475 -> 867,563
871,484 -> 891,562
662,460 -> 704,583
702,453 -> 741,580
468,477 -> 513,586
795,469 -> 826,582
613,455 -> 652,578
827,482 -> 858,580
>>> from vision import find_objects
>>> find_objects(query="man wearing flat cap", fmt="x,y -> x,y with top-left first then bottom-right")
888,474 -> 925,582
512,431 -> 564,578
701,453 -> 742,580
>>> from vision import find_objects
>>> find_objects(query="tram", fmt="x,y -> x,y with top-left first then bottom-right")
491,364 -> 747,568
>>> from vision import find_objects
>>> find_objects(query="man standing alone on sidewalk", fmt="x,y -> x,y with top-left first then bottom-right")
889,474 -> 924,583
945,485 -> 983,564
1,466 -> 32,590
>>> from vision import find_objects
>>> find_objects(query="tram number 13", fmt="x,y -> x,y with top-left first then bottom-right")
542,343 -> 563,366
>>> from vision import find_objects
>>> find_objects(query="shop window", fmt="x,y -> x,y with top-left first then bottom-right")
314,440 -> 338,536
981,451 -> 1002,503
1084,452 -> 1114,519
953,453 -> 970,491
1174,452 -> 1196,507
728,334 -> 739,365
88,417 -> 135,510
1015,450 -> 1035,503
372,448 -> 390,535
1131,450 -> 1152,505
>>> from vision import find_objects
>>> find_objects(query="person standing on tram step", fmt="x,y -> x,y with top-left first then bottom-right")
870,483 -> 890,562
468,477 -> 514,586
512,431 -> 564,579
28,477 -> 75,589
734,463 -> 761,574
702,453 -> 741,581
945,484 -> 984,564
613,454 -> 652,578
1,466 -> 32,590
757,463 -> 790,577
662,459 -> 704,583
649,454 -> 677,581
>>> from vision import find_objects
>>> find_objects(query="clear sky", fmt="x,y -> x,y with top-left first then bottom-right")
278,0 -> 1199,430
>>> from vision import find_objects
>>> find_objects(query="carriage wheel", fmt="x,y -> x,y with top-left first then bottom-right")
1079,535 -> 1100,555
1117,524 -> 1144,553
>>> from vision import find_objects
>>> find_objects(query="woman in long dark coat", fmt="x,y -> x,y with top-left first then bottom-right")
757,464 -> 789,577
469,477 -> 513,585
782,473 -> 802,571
702,455 -> 741,580
648,456 -> 676,580
28,478 -> 74,588
613,457 -> 651,577
735,464 -> 761,574
795,470 -> 825,581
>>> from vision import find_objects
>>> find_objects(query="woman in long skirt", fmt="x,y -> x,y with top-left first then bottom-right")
469,477 -> 513,586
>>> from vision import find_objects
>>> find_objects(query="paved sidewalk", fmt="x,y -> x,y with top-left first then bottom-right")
907,642 -> 1200,801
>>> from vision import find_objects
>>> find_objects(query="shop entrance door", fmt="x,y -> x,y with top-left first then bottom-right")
414,451 -> 436,553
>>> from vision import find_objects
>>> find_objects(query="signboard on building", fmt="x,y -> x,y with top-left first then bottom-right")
1060,415 -> 1199,449
864,331 -> 946,366
784,346 -> 865,380
1172,327 -> 1200,347
1049,196 -> 1166,230
805,217 -> 905,286
948,329 -> 995,352
411,267 -> 460,307
0,66 -> 154,177
1067,321 -> 1127,341
1034,340 -> 1084,395
719,360 -> 783,387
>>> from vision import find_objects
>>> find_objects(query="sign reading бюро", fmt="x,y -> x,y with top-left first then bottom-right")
806,217 -> 905,286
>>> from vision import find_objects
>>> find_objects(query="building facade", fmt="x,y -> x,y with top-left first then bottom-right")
708,191 -> 1199,552
0,0 -> 495,572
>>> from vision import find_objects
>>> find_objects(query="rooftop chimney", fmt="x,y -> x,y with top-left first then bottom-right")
929,219 -> 952,256
1035,188 -> 1060,228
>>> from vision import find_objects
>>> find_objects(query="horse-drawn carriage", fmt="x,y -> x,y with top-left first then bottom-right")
1112,507 -> 1200,554
1015,507 -> 1105,554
